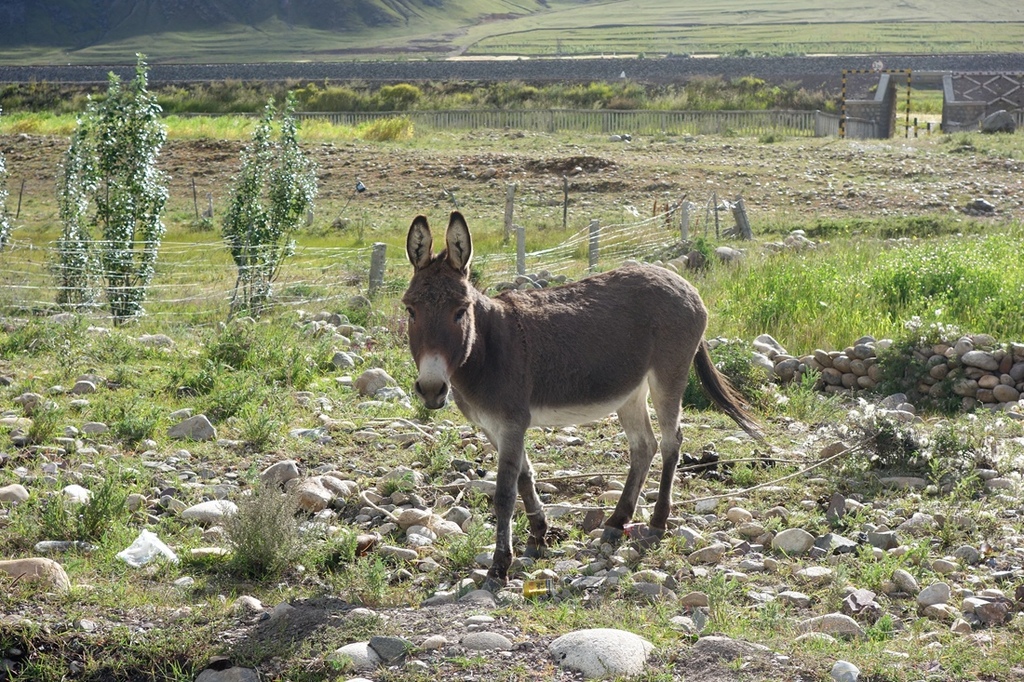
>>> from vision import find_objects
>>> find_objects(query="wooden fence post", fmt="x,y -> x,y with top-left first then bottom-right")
504,183 -> 516,241
588,219 -> 600,271
515,224 -> 526,276
16,179 -> 25,220
562,175 -> 569,230
191,177 -> 200,221
713,191 -> 720,239
368,242 -> 387,296
680,201 -> 690,242
731,195 -> 753,240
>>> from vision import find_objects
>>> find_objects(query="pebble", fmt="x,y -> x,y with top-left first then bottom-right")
772,528 -> 815,555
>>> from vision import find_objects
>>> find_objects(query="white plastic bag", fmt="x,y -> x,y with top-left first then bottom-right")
116,529 -> 179,567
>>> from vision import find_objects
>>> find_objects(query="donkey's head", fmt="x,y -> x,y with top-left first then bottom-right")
402,211 -> 476,409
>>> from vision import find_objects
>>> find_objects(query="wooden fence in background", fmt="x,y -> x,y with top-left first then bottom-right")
297,109 -> 819,137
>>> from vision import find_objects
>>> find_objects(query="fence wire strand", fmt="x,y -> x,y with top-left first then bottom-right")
1,200 -> 725,324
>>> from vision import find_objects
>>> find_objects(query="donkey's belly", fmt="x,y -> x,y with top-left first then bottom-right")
528,394 -> 630,428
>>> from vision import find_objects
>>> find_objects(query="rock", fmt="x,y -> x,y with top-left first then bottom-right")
975,600 -> 1011,626
772,528 -> 815,556
797,613 -> 864,638
296,477 -> 336,513
842,589 -> 877,616
168,414 -> 216,441
181,500 -> 237,525
0,557 -> 71,593
892,569 -> 920,594
327,642 -> 380,671
831,660 -> 860,682
369,635 -> 413,663
687,542 -> 729,564
0,483 -> 30,503
753,334 -> 787,357
355,368 -> 396,397
778,590 -> 811,608
725,507 -> 753,524
261,460 -> 301,488
691,636 -> 770,661
679,591 -> 710,608
952,545 -> 982,565
462,632 -> 514,651
981,109 -> 1016,134
715,246 -> 744,263
62,484 -> 92,504
71,380 -> 97,395
549,629 -> 653,679
796,566 -> 834,585
917,582 -> 951,607
961,350 -> 999,371
195,667 -> 261,682
137,333 -> 175,348
866,531 -> 899,550
81,421 -> 109,435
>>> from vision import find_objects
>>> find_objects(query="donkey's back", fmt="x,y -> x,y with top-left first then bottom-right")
492,264 -> 709,425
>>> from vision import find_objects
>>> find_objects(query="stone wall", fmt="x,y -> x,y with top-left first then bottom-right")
750,333 -> 1024,417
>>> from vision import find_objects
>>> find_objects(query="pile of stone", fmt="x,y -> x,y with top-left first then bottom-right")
749,332 -> 1024,415
492,270 -> 569,292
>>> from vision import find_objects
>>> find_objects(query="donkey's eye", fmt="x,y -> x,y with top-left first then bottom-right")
454,308 -> 467,323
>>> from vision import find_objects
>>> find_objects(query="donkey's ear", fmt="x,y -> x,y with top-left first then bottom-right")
407,215 -> 433,269
445,211 -> 473,273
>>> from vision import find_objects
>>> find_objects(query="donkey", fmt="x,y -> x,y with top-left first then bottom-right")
402,211 -> 762,590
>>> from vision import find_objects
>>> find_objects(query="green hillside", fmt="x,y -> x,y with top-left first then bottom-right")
0,0 -> 1022,64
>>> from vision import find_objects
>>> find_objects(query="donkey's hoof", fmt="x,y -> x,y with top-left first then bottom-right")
524,545 -> 546,559
600,526 -> 625,545
481,576 -> 507,594
630,526 -> 666,551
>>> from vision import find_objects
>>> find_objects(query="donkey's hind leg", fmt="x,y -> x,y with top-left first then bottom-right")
518,452 -> 549,558
601,382 -> 658,545
647,369 -> 686,537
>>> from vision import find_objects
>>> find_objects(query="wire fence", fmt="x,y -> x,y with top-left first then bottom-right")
0,196 -> 728,326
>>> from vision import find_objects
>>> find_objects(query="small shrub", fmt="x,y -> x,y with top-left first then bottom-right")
359,117 -> 414,142
39,468 -> 130,542
226,484 -> 301,579
110,399 -> 162,445
237,401 -> 287,452
26,402 -> 64,445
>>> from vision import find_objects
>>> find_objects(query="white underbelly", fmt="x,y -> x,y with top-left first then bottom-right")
529,395 -> 629,428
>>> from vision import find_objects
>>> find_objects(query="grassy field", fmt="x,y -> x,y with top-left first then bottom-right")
1,0 -> 1024,64
2,110 -> 1024,680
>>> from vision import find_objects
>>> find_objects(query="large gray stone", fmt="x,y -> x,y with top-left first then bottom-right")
549,629 -> 653,679
772,528 -> 815,556
168,414 -> 216,441
0,557 -> 71,593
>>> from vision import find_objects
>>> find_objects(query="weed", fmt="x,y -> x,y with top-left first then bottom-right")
38,467 -> 131,542
26,401 -> 63,445
236,400 -> 287,452
360,117 -> 414,142
225,484 -> 301,579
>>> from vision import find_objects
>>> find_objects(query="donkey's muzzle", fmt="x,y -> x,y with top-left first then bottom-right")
415,379 -> 449,409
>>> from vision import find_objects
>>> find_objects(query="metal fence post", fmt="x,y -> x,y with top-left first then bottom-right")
588,219 -> 600,271
368,242 -> 387,296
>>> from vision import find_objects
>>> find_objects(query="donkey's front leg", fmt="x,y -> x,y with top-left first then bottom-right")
483,429 -> 527,591
518,452 -> 548,558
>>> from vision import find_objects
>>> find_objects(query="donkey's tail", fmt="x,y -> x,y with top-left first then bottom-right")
694,340 -> 765,441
